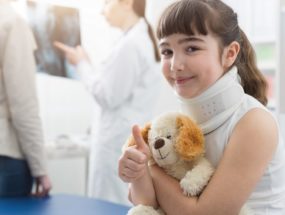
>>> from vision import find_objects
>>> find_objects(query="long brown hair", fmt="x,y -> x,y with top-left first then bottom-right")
132,0 -> 160,62
156,0 -> 267,105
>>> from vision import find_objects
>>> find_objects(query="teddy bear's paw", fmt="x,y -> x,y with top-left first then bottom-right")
180,158 -> 214,196
127,205 -> 164,215
180,177 -> 201,196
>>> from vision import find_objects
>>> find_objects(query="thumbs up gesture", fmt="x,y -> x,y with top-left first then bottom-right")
132,125 -> 151,158
118,125 -> 150,183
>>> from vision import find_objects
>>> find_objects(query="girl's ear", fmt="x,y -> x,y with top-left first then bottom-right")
222,41 -> 240,69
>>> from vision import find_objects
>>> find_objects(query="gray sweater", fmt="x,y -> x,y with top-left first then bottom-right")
0,3 -> 47,177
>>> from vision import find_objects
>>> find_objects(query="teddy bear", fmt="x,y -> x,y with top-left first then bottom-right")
125,112 -> 252,215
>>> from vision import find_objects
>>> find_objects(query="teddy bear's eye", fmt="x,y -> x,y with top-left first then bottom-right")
166,135 -> 172,139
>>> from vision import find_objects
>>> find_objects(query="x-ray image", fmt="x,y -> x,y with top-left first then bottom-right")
27,1 -> 81,78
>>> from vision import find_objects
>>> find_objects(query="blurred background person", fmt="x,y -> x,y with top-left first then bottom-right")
0,0 -> 52,197
54,0 -> 161,206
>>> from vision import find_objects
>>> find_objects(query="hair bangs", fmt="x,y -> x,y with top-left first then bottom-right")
157,1 -> 214,39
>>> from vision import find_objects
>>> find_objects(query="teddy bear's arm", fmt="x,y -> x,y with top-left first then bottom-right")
180,157 -> 214,196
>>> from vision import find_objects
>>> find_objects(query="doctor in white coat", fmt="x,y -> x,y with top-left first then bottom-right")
54,0 -> 161,206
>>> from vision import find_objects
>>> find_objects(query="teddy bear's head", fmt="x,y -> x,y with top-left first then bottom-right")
126,112 -> 205,168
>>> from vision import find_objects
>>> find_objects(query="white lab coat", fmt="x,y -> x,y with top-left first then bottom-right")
78,19 -> 161,206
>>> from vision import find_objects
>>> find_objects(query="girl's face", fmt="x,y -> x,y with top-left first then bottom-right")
102,0 -> 126,28
159,33 -> 226,99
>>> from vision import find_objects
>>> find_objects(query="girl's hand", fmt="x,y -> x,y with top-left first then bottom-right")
53,41 -> 89,65
118,125 -> 150,183
32,175 -> 52,197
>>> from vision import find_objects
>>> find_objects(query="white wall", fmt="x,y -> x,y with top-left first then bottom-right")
146,0 -> 176,28
278,4 -> 285,114
36,74 -> 96,140
224,0 -> 278,43
279,114 -> 285,140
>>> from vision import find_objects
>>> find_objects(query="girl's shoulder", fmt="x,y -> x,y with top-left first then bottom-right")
229,94 -> 278,145
232,100 -> 278,151
230,94 -> 271,124
240,94 -> 276,124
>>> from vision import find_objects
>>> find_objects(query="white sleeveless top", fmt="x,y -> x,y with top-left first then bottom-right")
178,67 -> 285,214
205,95 -> 285,214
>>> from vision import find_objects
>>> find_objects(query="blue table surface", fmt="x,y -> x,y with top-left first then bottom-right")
0,194 -> 130,215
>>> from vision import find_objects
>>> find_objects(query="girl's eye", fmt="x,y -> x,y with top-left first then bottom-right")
166,135 -> 171,139
160,49 -> 173,57
186,46 -> 199,53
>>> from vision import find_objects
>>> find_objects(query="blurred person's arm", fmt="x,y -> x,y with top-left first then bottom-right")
54,40 -> 140,109
53,42 -> 90,66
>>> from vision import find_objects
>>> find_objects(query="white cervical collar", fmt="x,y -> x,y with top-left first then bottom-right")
176,67 -> 245,134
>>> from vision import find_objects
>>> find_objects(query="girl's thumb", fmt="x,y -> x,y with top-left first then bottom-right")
132,125 -> 146,150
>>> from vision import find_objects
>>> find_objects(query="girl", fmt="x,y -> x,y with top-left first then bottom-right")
118,0 -> 285,214
54,0 -> 161,206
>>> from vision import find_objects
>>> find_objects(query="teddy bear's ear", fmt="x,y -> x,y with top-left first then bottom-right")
141,123 -> 151,144
175,115 -> 205,161
122,123 -> 151,151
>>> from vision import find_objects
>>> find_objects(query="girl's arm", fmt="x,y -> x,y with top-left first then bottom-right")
118,125 -> 158,207
129,164 -> 158,207
150,108 -> 278,215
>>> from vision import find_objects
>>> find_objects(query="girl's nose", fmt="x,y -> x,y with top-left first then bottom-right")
170,55 -> 185,72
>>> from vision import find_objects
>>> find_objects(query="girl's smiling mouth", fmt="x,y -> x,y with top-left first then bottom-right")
175,76 -> 195,85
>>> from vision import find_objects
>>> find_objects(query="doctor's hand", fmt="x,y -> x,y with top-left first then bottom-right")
118,125 -> 150,183
53,41 -> 89,66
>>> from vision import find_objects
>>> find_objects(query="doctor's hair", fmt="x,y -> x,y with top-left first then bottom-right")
156,0 -> 268,105
131,0 -> 160,62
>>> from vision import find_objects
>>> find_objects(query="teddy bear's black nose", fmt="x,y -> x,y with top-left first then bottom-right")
154,139 -> 165,149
